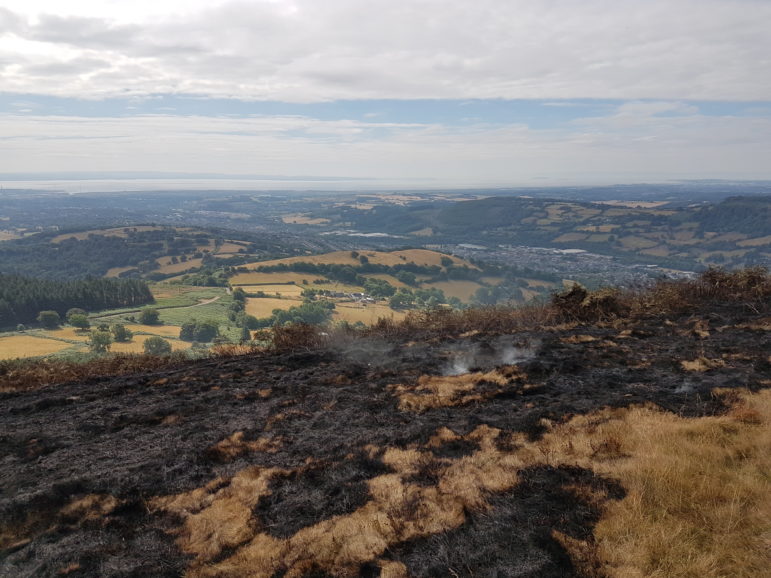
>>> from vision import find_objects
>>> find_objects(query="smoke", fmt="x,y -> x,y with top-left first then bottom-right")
443,337 -> 538,376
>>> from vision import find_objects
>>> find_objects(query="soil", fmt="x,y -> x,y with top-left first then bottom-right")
1,298 -> 769,577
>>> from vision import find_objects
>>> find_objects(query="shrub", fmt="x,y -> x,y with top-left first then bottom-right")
143,336 -> 172,355
111,324 -> 133,343
139,308 -> 161,325
68,314 -> 90,330
37,310 -> 61,329
88,330 -> 112,353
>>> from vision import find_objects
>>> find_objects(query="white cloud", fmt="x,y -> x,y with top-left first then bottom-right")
0,0 -> 769,101
2,104 -> 770,183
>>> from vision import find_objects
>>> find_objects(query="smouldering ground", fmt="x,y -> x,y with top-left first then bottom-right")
1,278 -> 769,577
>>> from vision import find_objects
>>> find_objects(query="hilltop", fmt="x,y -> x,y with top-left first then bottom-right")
1,269 -> 769,577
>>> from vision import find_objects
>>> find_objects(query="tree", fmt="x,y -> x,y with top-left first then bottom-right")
88,330 -> 112,353
111,323 -> 133,342
139,308 -> 161,325
37,310 -> 61,329
240,326 -> 252,343
144,336 -> 172,355
66,308 -> 87,321
69,314 -> 90,330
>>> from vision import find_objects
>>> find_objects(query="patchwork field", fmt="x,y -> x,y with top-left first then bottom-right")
424,280 -> 484,301
242,249 -> 474,270
332,303 -> 407,325
231,272 -> 325,285
51,225 -> 167,243
110,335 -> 190,354
0,335 -> 73,359
245,297 -> 302,318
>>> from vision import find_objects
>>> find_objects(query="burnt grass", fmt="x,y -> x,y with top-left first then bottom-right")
1,296 -> 770,577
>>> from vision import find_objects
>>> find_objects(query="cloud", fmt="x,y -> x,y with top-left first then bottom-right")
1,103 -> 770,183
0,0 -> 769,101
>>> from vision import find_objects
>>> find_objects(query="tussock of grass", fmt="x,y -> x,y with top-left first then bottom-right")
390,366 -> 527,412
206,432 -> 282,462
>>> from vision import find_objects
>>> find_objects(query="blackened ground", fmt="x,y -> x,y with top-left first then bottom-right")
1,300 -> 769,577
388,465 -> 625,578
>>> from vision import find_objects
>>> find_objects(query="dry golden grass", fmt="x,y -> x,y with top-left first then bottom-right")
44,327 -> 92,342
409,227 -> 434,237
207,432 -> 282,462
245,284 -> 304,297
215,242 -> 248,254
110,335 -> 190,353
364,273 -> 410,288
244,297 -> 302,318
423,280 -> 483,301
737,235 -> 771,247
242,249 -> 474,270
333,304 -> 407,325
155,258 -> 204,274
553,232 -> 589,243
152,388 -> 771,578
125,324 -> 183,337
281,214 -> 331,225
105,266 -> 136,278
231,272 -> 327,285
51,225 -> 164,243
0,335 -> 73,359
618,236 -> 659,250
391,366 -> 527,412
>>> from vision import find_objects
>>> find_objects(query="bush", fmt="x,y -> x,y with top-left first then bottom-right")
138,308 -> 161,325
37,310 -> 61,329
111,324 -> 133,342
88,330 -> 112,353
143,336 -> 172,355
69,314 -> 90,330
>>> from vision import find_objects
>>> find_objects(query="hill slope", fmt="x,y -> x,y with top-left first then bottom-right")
1,270 -> 770,577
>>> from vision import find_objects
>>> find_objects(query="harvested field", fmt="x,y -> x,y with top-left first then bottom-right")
155,258 -> 204,274
51,226 -> 164,243
126,324 -> 185,337
243,250 -> 474,270
44,327 -> 92,342
0,335 -> 73,359
240,284 -> 305,297
231,272 -> 326,285
110,335 -> 190,354
424,280 -> 484,301
245,297 -> 301,318
332,303 -> 407,325
737,234 -> 771,247
281,214 -> 331,225
2,271 -> 769,577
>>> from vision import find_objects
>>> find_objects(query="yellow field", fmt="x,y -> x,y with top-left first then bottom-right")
110,335 -> 190,353
619,236 -> 659,250
364,274 -> 409,288
52,225 -> 165,243
126,324 -> 184,337
737,235 -> 771,247
332,304 -> 407,325
106,266 -> 136,278
241,284 -> 304,297
281,214 -> 331,225
245,297 -> 301,318
480,277 -> 504,286
45,327 -> 92,342
155,258 -> 204,274
708,232 -> 748,243
595,200 -> 670,208
0,335 -> 73,359
215,242 -> 247,254
0,229 -> 25,241
231,272 -> 326,285
424,280 -> 483,301
409,228 -> 434,237
553,233 -> 588,243
242,250 -> 475,271
641,245 -> 671,257
586,234 -> 611,243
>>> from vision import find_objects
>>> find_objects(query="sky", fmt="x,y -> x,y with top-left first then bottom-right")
1,0 -> 770,189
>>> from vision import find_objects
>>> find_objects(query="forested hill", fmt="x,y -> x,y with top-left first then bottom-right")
0,275 -> 153,327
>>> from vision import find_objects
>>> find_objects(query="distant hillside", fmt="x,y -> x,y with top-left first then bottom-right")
1,269 -> 769,577
307,195 -> 771,270
0,226 -> 319,280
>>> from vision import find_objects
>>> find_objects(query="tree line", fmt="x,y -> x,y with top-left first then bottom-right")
0,274 -> 154,327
